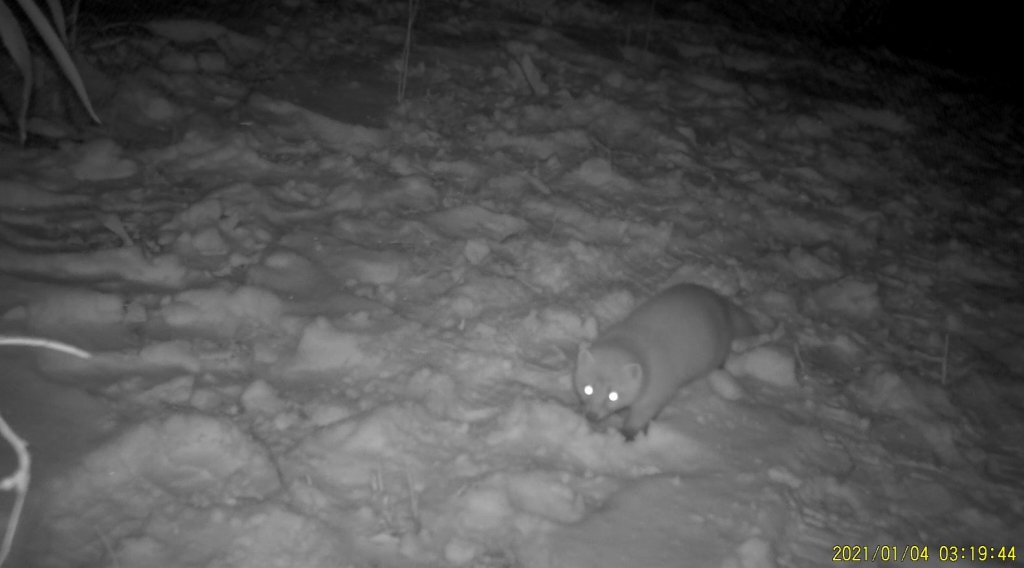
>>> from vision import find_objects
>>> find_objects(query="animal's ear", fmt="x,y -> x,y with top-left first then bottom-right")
577,344 -> 593,368
624,362 -> 643,385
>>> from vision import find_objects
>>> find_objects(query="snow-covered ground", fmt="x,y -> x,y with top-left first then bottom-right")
1,2 -> 1021,567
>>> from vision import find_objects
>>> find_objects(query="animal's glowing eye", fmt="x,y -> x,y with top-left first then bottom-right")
583,385 -> 594,396
608,391 -> 618,402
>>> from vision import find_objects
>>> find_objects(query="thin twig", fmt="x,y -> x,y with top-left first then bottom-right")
0,414 -> 28,567
0,337 -> 90,566
940,331 -> 949,385
405,468 -> 418,523
397,0 -> 420,102
0,336 -> 92,359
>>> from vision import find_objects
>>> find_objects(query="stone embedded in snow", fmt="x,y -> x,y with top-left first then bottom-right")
190,387 -> 227,411
133,374 -> 195,405
707,368 -> 745,400
63,413 -> 280,506
861,368 -> 913,412
450,485 -> 515,535
758,289 -> 800,316
249,249 -> 335,295
763,207 -> 877,255
248,94 -> 388,156
282,403 -> 465,500
486,399 -> 592,452
458,277 -> 533,313
331,216 -> 443,247
463,238 -> 491,264
164,193 -> 225,230
282,317 -> 380,374
795,328 -> 866,367
506,471 -> 586,523
804,277 -> 880,320
70,138 -> 138,181
329,246 -> 409,284
725,345 -> 798,389
305,400 -> 358,426
423,204 -> 528,241
721,537 -> 776,568
116,79 -> 182,122
241,379 -> 288,415
588,288 -> 640,327
567,157 -> 636,192
488,239 -> 596,294
138,340 -> 203,372
521,197 -> 672,246
272,231 -> 412,286
406,368 -> 460,419
783,247 -> 844,281
365,175 -> 440,211
187,225 -> 231,256
444,537 -> 483,565
160,285 -> 285,338
517,306 -> 591,349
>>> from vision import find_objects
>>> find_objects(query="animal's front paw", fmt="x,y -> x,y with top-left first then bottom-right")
620,423 -> 649,443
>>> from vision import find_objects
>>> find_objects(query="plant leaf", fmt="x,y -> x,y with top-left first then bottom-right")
44,0 -> 68,45
0,0 -> 34,143
13,0 -> 100,124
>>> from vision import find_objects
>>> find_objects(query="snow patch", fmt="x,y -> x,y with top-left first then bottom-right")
159,285 -> 285,338
23,289 -> 127,341
248,94 -> 388,156
70,138 -> 138,181
506,471 -> 586,523
530,475 -> 783,568
0,245 -> 189,287
805,277 -> 881,320
722,537 -> 776,568
28,413 -> 282,567
424,204 -> 529,241
364,174 -> 440,212
241,379 -> 288,415
726,345 -> 799,389
707,369 -> 746,400
281,317 -> 381,374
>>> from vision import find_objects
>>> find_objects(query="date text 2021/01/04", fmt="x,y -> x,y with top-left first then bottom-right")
832,545 -> 1016,563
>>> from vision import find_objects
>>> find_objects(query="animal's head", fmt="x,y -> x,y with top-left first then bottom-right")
573,343 -> 644,422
